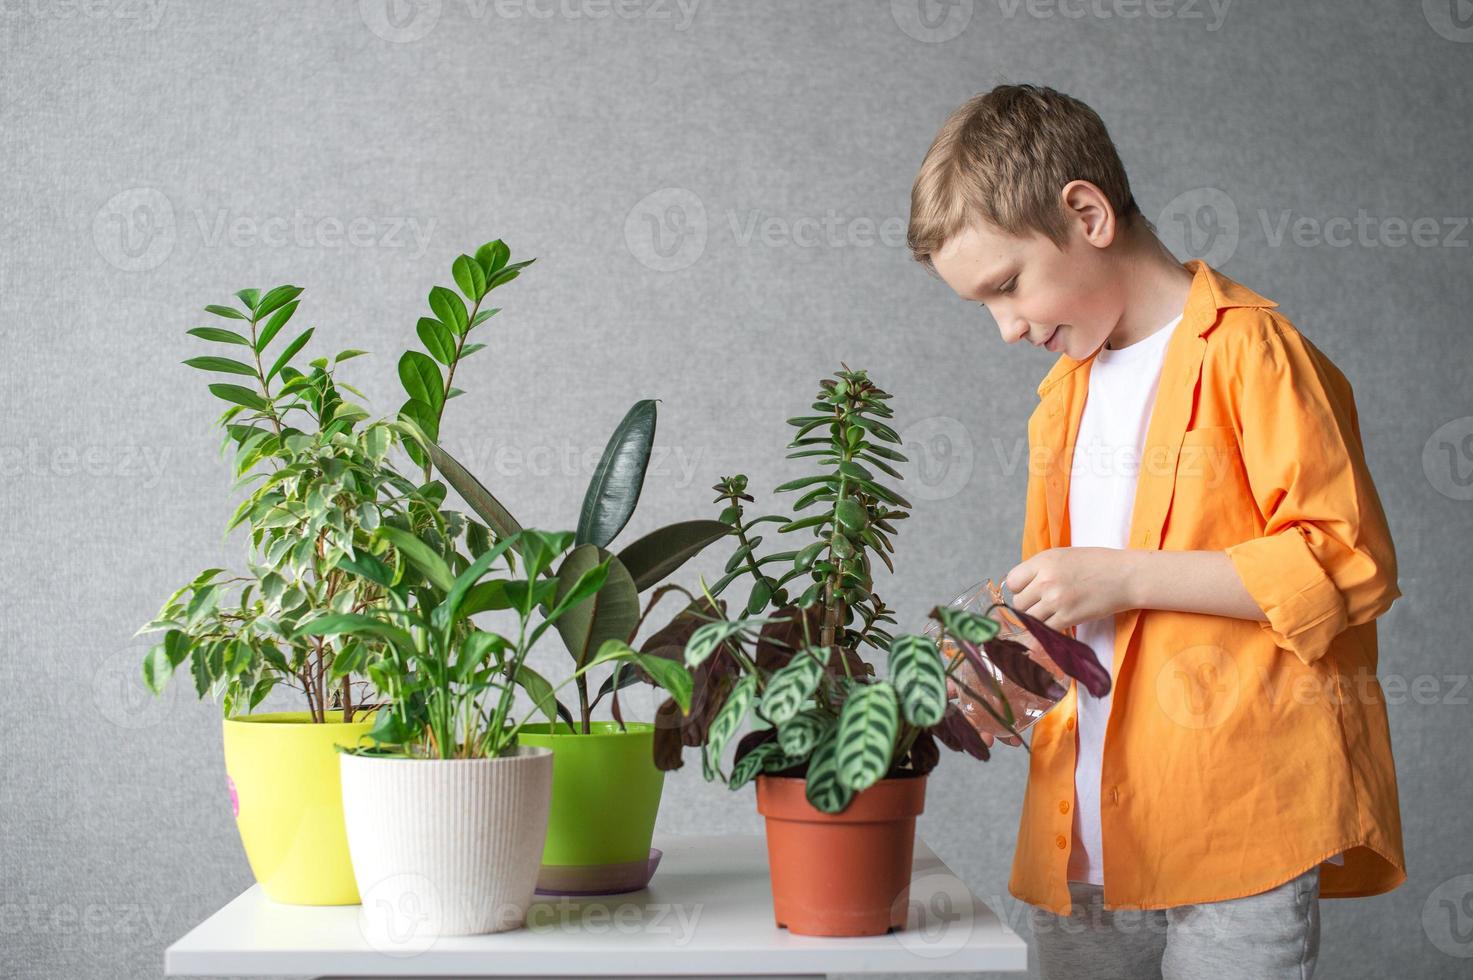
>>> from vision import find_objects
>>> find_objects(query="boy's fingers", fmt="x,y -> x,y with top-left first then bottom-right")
1004,560 -> 1036,594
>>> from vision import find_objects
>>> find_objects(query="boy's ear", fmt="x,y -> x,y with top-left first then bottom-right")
1060,179 -> 1117,249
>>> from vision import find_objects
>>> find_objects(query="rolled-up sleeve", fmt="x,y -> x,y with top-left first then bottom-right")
1222,314 -> 1401,666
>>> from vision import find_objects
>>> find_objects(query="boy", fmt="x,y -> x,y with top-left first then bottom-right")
908,85 -> 1405,979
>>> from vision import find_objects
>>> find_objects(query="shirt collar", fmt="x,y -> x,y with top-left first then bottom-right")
1034,260 -> 1278,396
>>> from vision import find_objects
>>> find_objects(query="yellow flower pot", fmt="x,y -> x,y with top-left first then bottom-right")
221,711 -> 375,905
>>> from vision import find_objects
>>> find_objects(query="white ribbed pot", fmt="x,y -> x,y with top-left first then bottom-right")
340,746 -> 554,937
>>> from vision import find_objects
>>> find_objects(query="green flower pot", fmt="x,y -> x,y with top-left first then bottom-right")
516,722 -> 664,876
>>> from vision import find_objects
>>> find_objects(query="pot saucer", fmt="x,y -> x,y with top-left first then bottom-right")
533,847 -> 663,896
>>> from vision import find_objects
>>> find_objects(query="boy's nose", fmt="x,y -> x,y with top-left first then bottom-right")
999,319 -> 1031,345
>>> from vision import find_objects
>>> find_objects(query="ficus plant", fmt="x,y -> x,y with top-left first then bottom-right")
138,285 -> 448,722
298,526 -> 693,759
395,243 -> 732,734
643,366 -> 1112,812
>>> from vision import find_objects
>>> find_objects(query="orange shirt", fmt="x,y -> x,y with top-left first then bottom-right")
1009,260 -> 1406,915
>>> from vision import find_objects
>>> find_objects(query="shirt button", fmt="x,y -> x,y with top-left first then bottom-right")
1111,787 -> 1120,804
1055,834 -> 1068,850
1058,800 -> 1070,814
1065,716 -> 1076,731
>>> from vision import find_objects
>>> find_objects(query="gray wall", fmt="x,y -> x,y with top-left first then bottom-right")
3,1 -> 1471,977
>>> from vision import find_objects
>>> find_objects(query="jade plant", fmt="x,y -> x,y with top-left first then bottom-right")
643,367 -> 1111,811
137,285 -> 448,721
394,242 -> 731,734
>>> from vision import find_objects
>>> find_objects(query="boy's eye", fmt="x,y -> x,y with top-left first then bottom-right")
998,277 -> 1017,294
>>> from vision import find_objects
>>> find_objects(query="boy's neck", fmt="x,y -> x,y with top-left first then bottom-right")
1100,231 -> 1195,351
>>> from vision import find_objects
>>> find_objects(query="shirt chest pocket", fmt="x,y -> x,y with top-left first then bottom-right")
1163,426 -> 1255,548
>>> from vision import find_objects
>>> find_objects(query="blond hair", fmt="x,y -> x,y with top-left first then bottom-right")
908,85 -> 1141,269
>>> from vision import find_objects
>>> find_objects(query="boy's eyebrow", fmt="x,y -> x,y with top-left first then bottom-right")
970,265 -> 1015,298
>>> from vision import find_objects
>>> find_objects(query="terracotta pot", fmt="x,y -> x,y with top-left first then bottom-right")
755,773 -> 927,936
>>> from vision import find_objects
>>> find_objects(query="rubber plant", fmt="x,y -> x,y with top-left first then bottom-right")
137,285 -> 449,722
389,241 -> 731,733
645,366 -> 1112,811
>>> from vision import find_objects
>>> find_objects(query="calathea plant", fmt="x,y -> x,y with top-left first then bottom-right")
646,367 -> 1110,812
138,285 -> 446,721
391,242 -> 731,733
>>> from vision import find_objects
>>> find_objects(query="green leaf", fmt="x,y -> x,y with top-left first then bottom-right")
804,729 -> 854,813
204,304 -> 246,320
746,577 -> 772,616
208,384 -> 270,412
707,675 -> 756,766
416,317 -> 455,366
593,640 -> 695,714
187,326 -> 251,346
835,498 -> 866,531
428,285 -> 468,334
142,641 -> 174,695
577,400 -> 657,548
933,606 -> 1001,645
515,663 -> 559,723
335,349 -> 368,363
728,741 -> 782,790
427,442 -> 524,548
255,299 -> 298,353
255,285 -> 303,320
888,634 -> 947,727
452,253 -> 487,301
475,239 -> 510,277
778,708 -> 833,759
760,647 -> 825,726
375,525 -> 454,592
398,351 -> 444,414
793,540 -> 826,572
235,288 -> 260,311
296,613 -> 414,653
615,519 -> 731,592
685,620 -> 746,669
183,356 -> 257,377
835,682 -> 899,792
266,328 -> 314,383
553,545 -> 639,667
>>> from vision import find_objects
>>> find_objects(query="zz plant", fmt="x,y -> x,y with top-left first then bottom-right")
397,243 -> 731,734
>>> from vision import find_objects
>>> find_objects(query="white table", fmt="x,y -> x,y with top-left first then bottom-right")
166,833 -> 1027,978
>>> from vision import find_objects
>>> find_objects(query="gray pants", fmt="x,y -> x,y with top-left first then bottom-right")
1032,865 -> 1321,980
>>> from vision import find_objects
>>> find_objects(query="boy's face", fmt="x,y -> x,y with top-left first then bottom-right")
930,218 -> 1122,361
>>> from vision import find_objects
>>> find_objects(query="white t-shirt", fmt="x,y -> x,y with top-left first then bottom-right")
1064,314 -> 1180,885
1062,313 -> 1343,885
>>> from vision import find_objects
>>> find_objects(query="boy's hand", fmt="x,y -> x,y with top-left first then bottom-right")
1005,546 -> 1137,632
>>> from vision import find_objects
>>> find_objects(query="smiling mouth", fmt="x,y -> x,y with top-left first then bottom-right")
1040,326 -> 1060,349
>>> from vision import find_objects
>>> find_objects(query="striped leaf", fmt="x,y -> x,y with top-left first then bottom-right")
684,620 -> 745,669
759,646 -> 825,725
804,729 -> 854,814
707,675 -> 756,764
933,606 -> 1001,645
778,708 -> 834,759
888,633 -> 947,727
728,741 -> 781,789
835,682 -> 899,792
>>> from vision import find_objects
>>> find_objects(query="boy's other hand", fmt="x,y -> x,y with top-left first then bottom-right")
1005,546 -> 1137,632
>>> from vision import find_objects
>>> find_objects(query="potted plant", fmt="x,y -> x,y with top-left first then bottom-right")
303,525 -> 690,937
396,245 -> 730,893
649,367 -> 1111,936
137,284 -> 450,905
